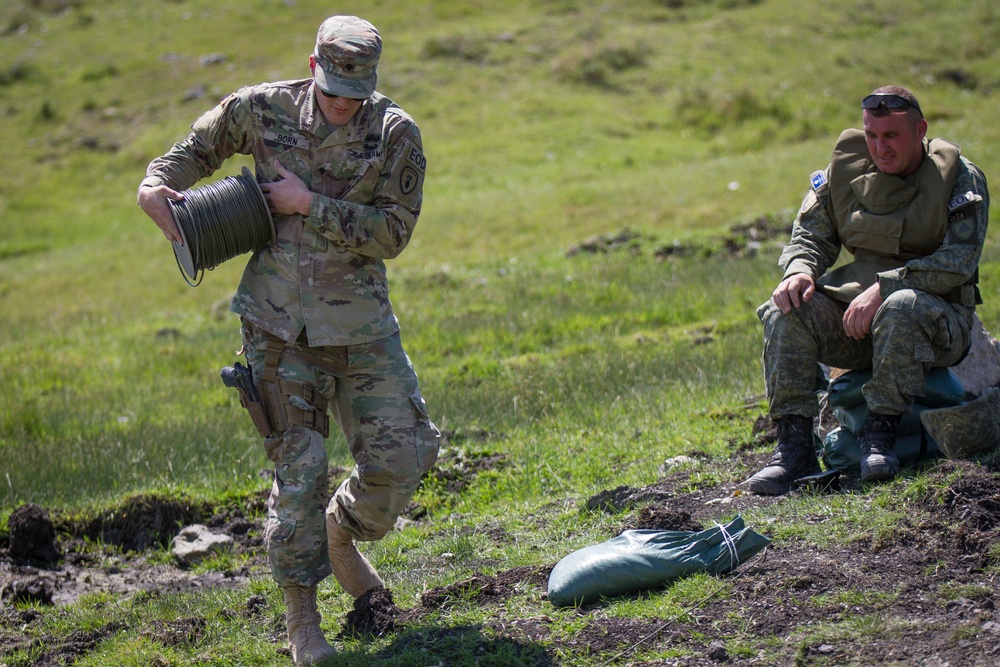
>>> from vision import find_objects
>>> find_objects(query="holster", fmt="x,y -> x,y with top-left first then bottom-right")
258,379 -> 331,438
238,333 -> 330,439
238,387 -> 274,438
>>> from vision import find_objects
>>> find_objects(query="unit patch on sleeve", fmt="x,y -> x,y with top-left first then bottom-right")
406,145 -> 426,173
398,140 -> 425,196
947,215 -> 978,244
948,190 -> 984,212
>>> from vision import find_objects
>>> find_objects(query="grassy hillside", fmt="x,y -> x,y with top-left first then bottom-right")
2,0 -> 1000,665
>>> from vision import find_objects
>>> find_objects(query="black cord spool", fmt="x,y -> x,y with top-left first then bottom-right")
168,166 -> 274,287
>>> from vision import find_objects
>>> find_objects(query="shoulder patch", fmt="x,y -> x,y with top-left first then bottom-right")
948,190 -> 983,212
406,145 -> 426,174
810,170 -> 828,193
396,139 -> 425,198
947,216 -> 978,244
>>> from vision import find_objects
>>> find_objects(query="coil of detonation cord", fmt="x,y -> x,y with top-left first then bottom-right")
167,166 -> 274,286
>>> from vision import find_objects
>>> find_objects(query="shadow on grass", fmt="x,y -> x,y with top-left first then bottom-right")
339,624 -> 554,667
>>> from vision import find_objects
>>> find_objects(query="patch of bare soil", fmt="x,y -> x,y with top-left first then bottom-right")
0,494 -> 269,609
566,218 -> 792,262
418,565 -> 552,612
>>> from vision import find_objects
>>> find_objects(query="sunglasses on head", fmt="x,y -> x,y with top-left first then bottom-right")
862,93 -> 923,117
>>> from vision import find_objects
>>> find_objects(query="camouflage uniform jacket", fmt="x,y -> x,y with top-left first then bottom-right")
779,129 -> 989,308
142,79 -> 427,346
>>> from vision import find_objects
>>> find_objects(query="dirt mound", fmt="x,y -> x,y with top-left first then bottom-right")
423,441 -> 509,494
143,616 -> 208,647
7,502 -> 61,563
4,621 -> 126,667
628,505 -> 704,532
585,484 -> 675,513
927,459 -> 1000,557
57,492 -> 214,552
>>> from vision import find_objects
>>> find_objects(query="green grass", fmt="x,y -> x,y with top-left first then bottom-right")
2,0 -> 1000,664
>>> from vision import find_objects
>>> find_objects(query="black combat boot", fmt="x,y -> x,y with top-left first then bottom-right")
858,411 -> 901,482
746,415 -> 821,496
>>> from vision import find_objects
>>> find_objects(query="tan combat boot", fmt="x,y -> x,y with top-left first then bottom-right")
283,585 -> 337,666
326,513 -> 384,598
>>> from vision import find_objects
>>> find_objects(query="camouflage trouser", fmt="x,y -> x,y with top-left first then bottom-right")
242,321 -> 440,588
757,289 -> 973,419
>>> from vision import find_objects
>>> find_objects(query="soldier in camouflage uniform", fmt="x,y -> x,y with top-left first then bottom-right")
747,85 -> 989,495
137,16 -> 440,666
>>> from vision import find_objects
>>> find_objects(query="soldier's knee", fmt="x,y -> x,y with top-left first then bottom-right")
263,425 -> 328,467
880,289 -> 921,312
875,289 -> 936,329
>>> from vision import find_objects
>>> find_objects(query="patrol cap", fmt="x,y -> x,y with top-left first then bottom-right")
313,15 -> 381,99
919,387 -> 1000,460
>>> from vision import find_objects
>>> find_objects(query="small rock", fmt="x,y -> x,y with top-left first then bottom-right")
172,524 -> 234,567
662,455 -> 696,469
707,641 -> 729,662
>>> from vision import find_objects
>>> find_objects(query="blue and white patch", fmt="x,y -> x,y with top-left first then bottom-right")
810,170 -> 828,192
948,190 -> 983,212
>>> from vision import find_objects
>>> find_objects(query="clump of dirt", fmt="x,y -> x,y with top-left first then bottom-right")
566,218 -> 791,262
585,484 -> 674,513
730,413 -> 778,454
143,617 -> 207,647
628,505 -> 703,532
654,216 -> 792,261
8,502 -> 61,563
7,621 -> 126,667
565,228 -> 650,257
340,587 -> 401,638
2,576 -> 54,605
419,566 -> 552,610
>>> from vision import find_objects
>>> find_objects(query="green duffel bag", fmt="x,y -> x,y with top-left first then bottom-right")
833,402 -> 936,437
827,368 -> 964,410
821,425 -> 940,472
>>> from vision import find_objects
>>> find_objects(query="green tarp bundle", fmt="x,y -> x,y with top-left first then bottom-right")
547,515 -> 770,608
